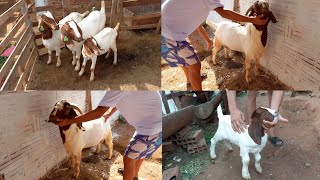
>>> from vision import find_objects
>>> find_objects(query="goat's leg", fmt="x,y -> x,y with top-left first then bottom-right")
254,58 -> 260,76
210,134 -> 223,159
254,152 -> 262,174
240,149 -> 251,179
95,143 -> 101,154
105,130 -> 113,159
72,51 -> 76,66
56,48 -> 61,67
111,41 -> 117,65
74,50 -> 81,71
73,152 -> 82,178
245,56 -> 252,83
223,46 -> 230,59
223,139 -> 233,152
89,56 -> 97,81
47,50 -> 52,65
105,49 -> 111,59
69,155 -> 75,169
212,38 -> 222,65
79,57 -> 89,77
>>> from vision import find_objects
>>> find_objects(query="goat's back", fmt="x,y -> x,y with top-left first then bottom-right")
79,11 -> 106,39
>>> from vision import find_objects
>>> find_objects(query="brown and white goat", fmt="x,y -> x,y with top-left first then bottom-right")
206,0 -> 277,83
48,100 -> 113,178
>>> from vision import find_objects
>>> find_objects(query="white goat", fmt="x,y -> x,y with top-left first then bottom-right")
37,11 -> 88,67
79,22 -> 120,81
210,104 -> 278,179
48,100 -> 114,178
60,0 -> 106,71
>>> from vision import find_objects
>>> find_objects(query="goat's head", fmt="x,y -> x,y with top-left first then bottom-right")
83,37 -> 101,56
37,13 -> 59,39
246,0 -> 277,23
48,100 -> 83,124
60,20 -> 83,46
248,107 -> 275,145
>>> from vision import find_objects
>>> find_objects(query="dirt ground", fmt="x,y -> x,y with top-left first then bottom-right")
42,120 -> 162,180
28,30 -> 160,90
163,91 -> 320,180
161,27 -> 289,90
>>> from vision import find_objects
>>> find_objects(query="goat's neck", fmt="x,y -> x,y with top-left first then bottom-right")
253,24 -> 269,47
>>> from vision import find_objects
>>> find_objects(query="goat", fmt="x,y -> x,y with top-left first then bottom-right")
60,0 -> 106,71
37,11 -> 88,67
206,0 -> 276,83
48,100 -> 113,178
79,22 -> 120,81
210,104 -> 279,179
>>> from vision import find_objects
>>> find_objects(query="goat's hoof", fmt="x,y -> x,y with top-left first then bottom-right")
73,173 -> 79,178
74,67 -> 80,71
47,61 -> 52,65
56,63 -> 61,67
78,71 -> 84,77
242,174 -> 251,180
246,78 -> 251,83
113,62 -> 117,66
90,77 -> 94,81
255,165 -> 262,174
210,153 -> 217,160
72,61 -> 76,66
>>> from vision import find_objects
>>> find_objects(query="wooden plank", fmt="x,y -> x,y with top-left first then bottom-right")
123,12 -> 160,20
120,23 -> 158,30
0,13 -> 27,54
15,46 -> 37,91
0,24 -> 32,89
0,0 -> 22,27
155,17 -> 160,33
117,0 -> 124,24
123,0 -> 160,7
1,34 -> 34,91
110,0 -> 118,27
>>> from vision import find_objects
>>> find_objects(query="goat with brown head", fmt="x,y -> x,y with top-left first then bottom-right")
248,107 -> 274,145
38,13 -> 59,40
60,20 -> 83,46
83,37 -> 101,57
245,0 -> 277,46
48,100 -> 84,143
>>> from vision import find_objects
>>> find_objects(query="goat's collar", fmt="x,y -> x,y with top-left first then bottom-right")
260,107 -> 280,123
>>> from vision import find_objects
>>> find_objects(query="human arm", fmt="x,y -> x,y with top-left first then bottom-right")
227,90 -> 246,133
56,106 -> 109,127
197,25 -> 212,50
214,7 -> 268,25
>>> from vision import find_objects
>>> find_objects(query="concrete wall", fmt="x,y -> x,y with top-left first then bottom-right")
238,0 -> 320,89
0,91 -> 98,179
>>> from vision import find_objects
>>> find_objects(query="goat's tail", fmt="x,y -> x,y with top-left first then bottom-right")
206,20 -> 218,29
217,104 -> 224,120
100,0 -> 106,14
81,10 -> 90,18
114,22 -> 120,31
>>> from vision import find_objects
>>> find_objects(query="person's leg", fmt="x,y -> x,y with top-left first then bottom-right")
268,91 -> 285,146
187,62 -> 202,91
267,91 -> 275,137
123,156 -> 136,180
181,66 -> 190,83
247,91 -> 257,123
134,159 -> 144,178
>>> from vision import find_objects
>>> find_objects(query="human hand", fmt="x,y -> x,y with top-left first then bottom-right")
262,114 -> 288,130
230,108 -> 247,133
251,14 -> 268,25
54,119 -> 72,127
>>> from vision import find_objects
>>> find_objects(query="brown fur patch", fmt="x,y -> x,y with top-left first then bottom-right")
245,1 -> 277,47
83,37 -> 101,56
60,21 -> 83,45
38,14 -> 58,40
248,107 -> 274,145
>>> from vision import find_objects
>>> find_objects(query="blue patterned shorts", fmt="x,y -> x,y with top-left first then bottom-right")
124,132 -> 162,160
161,36 -> 200,67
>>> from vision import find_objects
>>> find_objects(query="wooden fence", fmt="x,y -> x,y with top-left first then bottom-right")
0,0 -> 38,91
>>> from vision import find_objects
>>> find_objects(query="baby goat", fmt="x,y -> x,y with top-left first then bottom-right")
38,11 -> 88,67
60,0 -> 106,71
48,100 -> 113,178
79,23 -> 120,81
206,0 -> 276,83
210,104 -> 279,179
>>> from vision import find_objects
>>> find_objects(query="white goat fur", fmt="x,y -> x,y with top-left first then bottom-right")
79,23 -> 120,81
206,20 -> 265,83
40,11 -> 88,67
63,114 -> 115,177
210,105 -> 268,180
65,0 -> 106,71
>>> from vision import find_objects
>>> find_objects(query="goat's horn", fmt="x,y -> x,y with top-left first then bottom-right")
69,103 -> 83,115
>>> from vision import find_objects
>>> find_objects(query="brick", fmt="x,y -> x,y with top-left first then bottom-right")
163,141 -> 174,152
187,138 -> 207,155
163,166 -> 181,180
185,130 -> 204,144
175,126 -> 192,139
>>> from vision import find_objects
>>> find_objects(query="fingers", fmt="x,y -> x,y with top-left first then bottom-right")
279,115 -> 289,123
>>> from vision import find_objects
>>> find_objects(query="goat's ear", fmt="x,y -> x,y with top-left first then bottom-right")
248,117 -> 263,145
269,11 -> 277,23
245,5 -> 254,16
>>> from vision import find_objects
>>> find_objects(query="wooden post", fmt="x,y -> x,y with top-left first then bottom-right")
155,17 -> 161,33
62,0 -> 71,17
85,90 -> 92,113
110,0 -> 118,27
161,91 -> 170,114
116,0 -> 123,26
